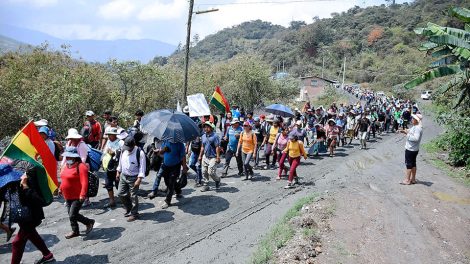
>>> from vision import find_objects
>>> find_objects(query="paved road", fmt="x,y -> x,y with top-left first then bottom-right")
1,113 -> 469,264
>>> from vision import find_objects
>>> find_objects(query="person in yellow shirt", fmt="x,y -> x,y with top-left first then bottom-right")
283,133 -> 307,189
237,122 -> 257,180
262,115 -> 280,170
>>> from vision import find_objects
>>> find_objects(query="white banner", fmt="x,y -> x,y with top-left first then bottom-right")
187,93 -> 211,117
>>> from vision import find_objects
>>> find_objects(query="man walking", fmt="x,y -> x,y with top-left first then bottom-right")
116,137 -> 146,222
83,111 -> 102,149
222,118 -> 244,177
159,140 -> 188,209
199,122 -> 221,192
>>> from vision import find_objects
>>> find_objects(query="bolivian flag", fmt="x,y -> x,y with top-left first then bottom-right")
1,121 -> 58,204
210,86 -> 230,113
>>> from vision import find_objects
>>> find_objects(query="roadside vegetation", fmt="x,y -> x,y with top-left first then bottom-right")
405,7 -> 470,170
251,194 -> 318,264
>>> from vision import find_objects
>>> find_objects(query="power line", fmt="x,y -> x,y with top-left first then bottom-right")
198,0 -> 336,6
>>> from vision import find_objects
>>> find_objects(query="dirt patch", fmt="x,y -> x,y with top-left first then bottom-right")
272,196 -> 335,264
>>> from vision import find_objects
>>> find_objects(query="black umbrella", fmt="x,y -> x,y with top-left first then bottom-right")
140,109 -> 200,143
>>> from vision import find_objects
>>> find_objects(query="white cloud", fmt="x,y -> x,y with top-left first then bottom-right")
98,0 -> 136,20
137,0 -> 186,21
7,0 -> 58,7
35,24 -> 143,40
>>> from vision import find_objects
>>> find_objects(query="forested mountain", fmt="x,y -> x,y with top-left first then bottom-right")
168,0 -> 466,92
0,24 -> 176,63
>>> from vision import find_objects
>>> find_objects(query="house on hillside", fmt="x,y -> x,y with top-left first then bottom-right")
297,76 -> 337,102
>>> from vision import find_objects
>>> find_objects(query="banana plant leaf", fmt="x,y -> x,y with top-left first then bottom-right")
404,65 -> 463,89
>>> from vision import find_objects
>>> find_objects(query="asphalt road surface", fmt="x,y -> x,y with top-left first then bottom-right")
1,115 -> 469,264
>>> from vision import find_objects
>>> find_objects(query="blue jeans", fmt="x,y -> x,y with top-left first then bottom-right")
189,152 -> 202,184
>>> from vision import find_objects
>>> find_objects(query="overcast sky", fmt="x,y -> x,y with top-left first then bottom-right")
0,0 -> 410,45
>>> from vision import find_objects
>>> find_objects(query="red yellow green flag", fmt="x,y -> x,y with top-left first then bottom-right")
2,121 -> 58,204
210,86 -> 230,113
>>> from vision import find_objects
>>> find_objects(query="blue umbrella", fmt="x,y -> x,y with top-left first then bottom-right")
141,109 -> 200,143
265,104 -> 295,117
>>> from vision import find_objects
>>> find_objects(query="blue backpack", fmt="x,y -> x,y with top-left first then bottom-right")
86,145 -> 103,172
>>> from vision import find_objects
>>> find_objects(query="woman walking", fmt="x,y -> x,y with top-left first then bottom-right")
326,119 -> 340,157
273,125 -> 289,180
400,114 -> 423,185
283,133 -> 307,189
59,146 -> 95,239
9,161 -> 55,264
237,122 -> 257,180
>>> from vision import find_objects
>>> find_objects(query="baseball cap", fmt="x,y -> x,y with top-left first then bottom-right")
85,110 -> 95,116
122,137 -> 136,151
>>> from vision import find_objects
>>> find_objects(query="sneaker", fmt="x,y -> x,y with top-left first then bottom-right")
215,181 -> 221,190
124,211 -> 132,217
161,201 -> 170,209
284,182 -> 294,189
200,185 -> 210,192
35,253 -> 55,264
85,219 -> 95,234
194,182 -> 202,188
147,191 -> 156,200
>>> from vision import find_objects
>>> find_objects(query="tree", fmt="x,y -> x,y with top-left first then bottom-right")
404,7 -> 470,107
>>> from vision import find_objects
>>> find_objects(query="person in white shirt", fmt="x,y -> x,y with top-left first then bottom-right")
400,114 -> 423,185
102,127 -> 122,208
116,137 -> 146,222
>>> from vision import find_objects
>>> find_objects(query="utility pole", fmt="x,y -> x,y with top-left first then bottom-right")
341,56 -> 346,89
182,3 -> 218,105
321,57 -> 325,78
182,0 -> 194,105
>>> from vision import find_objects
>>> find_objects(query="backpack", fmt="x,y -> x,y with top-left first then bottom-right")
80,122 -> 92,143
86,145 -> 103,172
136,147 -> 151,177
191,137 -> 202,153
76,164 -> 99,198
53,141 -> 64,161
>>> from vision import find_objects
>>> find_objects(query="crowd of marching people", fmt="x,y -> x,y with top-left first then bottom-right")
0,84 -> 424,264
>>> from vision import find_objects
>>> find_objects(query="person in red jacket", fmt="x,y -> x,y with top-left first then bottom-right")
59,146 -> 94,239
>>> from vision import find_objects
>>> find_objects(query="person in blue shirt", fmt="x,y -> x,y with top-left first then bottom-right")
158,140 -> 188,209
231,105 -> 241,119
222,118 -> 244,177
199,122 -> 221,192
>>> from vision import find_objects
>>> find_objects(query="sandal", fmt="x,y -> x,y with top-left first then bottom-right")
399,181 -> 411,185
65,232 -> 80,239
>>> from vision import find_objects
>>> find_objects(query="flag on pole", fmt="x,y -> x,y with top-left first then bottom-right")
1,121 -> 58,204
209,86 -> 230,113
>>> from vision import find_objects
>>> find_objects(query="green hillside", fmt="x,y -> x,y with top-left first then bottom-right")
168,0 -> 467,92
0,35 -> 28,54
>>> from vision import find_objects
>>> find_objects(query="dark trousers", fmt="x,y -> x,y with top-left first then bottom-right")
66,200 -> 93,233
158,163 -> 182,204
11,223 -> 51,264
223,148 -> 243,174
